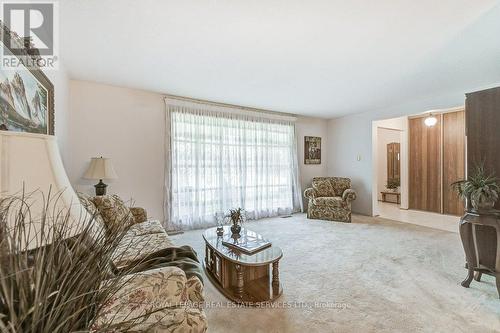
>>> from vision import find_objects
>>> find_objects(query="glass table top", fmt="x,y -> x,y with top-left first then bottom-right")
202,226 -> 283,265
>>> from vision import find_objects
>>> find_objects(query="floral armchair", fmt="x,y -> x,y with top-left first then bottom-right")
304,177 -> 356,222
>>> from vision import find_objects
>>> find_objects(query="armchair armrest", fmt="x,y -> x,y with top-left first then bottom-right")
342,189 -> 357,202
304,187 -> 317,200
93,266 -> 188,330
130,207 -> 147,224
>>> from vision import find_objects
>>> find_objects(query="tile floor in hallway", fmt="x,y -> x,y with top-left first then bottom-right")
376,201 -> 460,233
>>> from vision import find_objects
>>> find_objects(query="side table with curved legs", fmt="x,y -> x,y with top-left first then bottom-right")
459,210 -> 500,298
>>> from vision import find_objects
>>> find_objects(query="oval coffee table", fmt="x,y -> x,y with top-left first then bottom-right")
202,226 -> 283,304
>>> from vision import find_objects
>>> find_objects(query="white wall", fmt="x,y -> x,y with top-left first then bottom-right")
326,87 -> 500,216
295,116 -> 329,208
66,80 -> 328,222
376,128 -> 401,200
45,64 -> 70,165
67,80 -> 166,221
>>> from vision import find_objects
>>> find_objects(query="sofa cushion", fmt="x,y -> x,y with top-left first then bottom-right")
91,195 -> 135,233
330,177 -> 351,197
91,266 -> 190,331
313,196 -> 345,208
186,276 -> 205,303
126,220 -> 165,237
77,192 -> 108,242
312,177 -> 336,197
93,302 -> 207,333
112,232 -> 175,268
130,207 -> 147,224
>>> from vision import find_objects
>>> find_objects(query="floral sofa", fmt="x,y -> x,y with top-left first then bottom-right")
78,194 -> 207,332
304,177 -> 357,222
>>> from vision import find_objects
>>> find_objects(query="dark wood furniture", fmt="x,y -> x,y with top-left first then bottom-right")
381,191 -> 400,204
466,87 -> 500,210
202,226 -> 283,304
459,210 -> 500,298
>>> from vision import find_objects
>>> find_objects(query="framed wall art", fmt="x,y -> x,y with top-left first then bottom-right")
0,24 -> 54,135
304,136 -> 321,164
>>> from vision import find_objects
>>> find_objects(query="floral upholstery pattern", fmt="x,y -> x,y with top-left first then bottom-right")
91,195 -> 136,232
330,177 -> 352,197
304,177 -> 356,223
112,232 -> 175,269
92,267 -> 207,333
313,196 -> 346,208
130,207 -> 147,224
78,194 -> 207,332
126,220 -> 166,237
312,177 -> 336,197
342,189 -> 357,202
186,276 -> 205,303
77,192 -> 110,244
303,187 -> 317,199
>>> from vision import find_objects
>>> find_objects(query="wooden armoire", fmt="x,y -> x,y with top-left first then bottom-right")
466,87 -> 500,209
409,110 -> 465,215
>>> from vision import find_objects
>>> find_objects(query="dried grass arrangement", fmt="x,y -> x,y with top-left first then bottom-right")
0,190 -> 154,332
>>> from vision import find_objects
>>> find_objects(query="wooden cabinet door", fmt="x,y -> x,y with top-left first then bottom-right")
409,117 -> 442,213
466,87 -> 500,210
443,111 -> 465,215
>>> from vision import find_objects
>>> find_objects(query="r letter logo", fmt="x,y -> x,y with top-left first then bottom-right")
1,1 -> 59,69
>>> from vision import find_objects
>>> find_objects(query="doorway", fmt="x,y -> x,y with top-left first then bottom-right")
372,116 -> 408,217
371,108 -> 465,232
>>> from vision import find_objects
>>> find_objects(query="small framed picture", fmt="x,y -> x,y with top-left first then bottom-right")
304,136 -> 321,164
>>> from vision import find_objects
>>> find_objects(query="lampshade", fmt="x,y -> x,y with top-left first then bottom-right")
83,157 -> 118,180
0,132 -> 85,250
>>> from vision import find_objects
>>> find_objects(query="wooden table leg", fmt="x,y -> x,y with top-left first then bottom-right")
474,271 -> 482,282
272,261 -> 280,296
205,245 -> 210,268
235,264 -> 244,299
460,220 -> 475,288
496,228 -> 500,299
496,275 -> 500,299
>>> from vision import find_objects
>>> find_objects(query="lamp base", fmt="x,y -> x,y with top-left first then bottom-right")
94,179 -> 108,196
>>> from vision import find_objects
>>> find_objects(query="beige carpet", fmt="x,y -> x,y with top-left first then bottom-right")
171,214 -> 500,333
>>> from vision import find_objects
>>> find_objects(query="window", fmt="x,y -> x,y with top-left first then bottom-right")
168,105 -> 302,229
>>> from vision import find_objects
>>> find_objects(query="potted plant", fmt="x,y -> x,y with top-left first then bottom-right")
0,192 -> 162,332
228,208 -> 245,235
386,178 -> 400,192
452,164 -> 500,211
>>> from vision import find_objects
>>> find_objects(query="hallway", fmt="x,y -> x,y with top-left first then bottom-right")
377,201 -> 460,233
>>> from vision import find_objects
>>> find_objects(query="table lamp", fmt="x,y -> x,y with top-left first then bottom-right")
83,157 -> 118,196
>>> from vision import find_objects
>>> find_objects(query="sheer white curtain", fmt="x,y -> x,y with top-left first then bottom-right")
164,98 -> 302,230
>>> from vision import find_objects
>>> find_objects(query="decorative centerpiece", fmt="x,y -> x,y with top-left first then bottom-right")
386,178 -> 400,192
229,208 -> 245,236
452,164 -> 500,211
